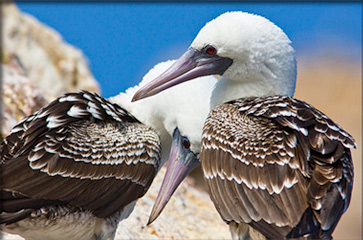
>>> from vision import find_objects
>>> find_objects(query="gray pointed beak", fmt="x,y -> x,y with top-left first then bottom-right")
132,48 -> 232,102
148,128 -> 199,225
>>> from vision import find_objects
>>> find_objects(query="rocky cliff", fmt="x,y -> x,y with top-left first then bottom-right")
2,3 -> 99,102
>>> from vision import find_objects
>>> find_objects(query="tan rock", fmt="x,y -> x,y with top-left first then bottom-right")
2,2 -> 99,100
116,167 -> 230,239
1,62 -> 47,139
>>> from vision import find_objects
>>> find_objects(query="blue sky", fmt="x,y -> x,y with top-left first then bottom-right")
17,2 -> 362,98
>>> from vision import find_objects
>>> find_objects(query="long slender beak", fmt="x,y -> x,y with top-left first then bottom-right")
132,48 -> 232,102
148,128 -> 199,225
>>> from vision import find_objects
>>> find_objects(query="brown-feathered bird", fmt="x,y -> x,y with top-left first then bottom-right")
1,90 -> 161,240
1,60 -> 214,239
133,11 -> 356,240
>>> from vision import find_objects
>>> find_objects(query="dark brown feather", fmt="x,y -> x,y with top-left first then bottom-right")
201,95 -> 355,239
0,90 -> 161,224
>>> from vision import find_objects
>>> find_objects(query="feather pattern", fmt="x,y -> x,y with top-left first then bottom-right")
201,95 -> 355,239
1,90 -> 161,224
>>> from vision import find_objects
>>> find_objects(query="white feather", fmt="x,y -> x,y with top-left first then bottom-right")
190,11 -> 297,108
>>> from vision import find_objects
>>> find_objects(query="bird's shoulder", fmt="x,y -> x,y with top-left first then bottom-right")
231,95 -> 355,148
206,95 -> 356,155
1,90 -> 160,165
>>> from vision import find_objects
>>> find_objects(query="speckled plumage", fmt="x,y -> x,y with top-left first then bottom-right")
201,96 -> 355,239
1,90 -> 161,239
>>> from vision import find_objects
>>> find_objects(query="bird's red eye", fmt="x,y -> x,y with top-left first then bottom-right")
205,46 -> 216,56
183,138 -> 190,149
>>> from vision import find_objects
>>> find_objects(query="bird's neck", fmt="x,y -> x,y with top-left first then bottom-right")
210,75 -> 296,110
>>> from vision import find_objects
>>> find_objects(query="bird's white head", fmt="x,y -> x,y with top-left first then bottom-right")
191,12 -> 296,107
133,11 -> 297,108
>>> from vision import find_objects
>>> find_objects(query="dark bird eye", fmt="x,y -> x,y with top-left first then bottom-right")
205,46 -> 217,56
183,138 -> 190,149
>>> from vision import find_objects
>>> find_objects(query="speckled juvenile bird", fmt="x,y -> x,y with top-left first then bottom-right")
0,60 -> 215,240
133,11 -> 356,240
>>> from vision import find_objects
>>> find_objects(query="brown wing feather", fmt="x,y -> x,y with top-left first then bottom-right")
1,90 -> 161,221
201,95 -> 355,239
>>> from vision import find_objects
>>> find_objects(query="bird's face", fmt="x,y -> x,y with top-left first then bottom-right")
148,127 -> 199,224
132,11 -> 296,102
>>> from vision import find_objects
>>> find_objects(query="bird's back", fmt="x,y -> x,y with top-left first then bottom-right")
201,95 -> 355,239
0,90 -> 161,239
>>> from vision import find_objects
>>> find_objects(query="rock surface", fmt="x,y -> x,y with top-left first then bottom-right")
1,60 -> 48,139
116,167 -> 231,239
2,2 -> 99,101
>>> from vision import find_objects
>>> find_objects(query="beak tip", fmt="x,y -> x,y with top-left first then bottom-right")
147,218 -> 153,226
147,211 -> 158,225
132,90 -> 153,102
131,93 -> 140,102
